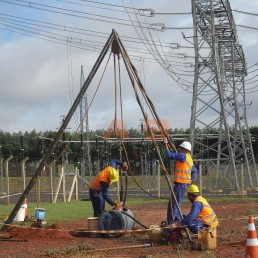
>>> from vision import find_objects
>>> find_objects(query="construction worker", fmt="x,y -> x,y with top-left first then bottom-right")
175,184 -> 218,234
164,140 -> 198,224
89,159 -> 128,217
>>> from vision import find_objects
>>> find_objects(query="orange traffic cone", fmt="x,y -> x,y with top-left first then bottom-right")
22,198 -> 29,221
246,216 -> 258,258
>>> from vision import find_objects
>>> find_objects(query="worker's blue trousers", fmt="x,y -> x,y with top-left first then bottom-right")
167,183 -> 188,224
89,188 -> 105,217
187,220 -> 205,234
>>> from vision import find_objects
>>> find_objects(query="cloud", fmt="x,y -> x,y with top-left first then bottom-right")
0,0 -> 257,133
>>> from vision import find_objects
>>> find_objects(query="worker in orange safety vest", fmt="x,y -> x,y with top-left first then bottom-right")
174,184 -> 218,234
89,159 -> 128,217
164,140 -> 198,224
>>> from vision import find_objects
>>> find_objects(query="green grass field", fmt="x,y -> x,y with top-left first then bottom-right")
0,198 -> 167,225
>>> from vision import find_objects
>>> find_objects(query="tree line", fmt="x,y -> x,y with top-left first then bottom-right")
0,126 -> 258,164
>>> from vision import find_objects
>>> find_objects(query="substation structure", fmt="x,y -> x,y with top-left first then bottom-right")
189,0 -> 257,190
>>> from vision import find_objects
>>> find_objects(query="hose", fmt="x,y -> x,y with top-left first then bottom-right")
122,171 -> 128,205
121,210 -> 148,229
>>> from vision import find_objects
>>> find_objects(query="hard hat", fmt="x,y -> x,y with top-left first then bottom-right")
179,141 -> 191,151
187,184 -> 200,194
108,168 -> 119,182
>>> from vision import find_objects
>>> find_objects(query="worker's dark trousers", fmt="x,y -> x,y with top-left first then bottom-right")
167,183 -> 188,224
187,220 -> 205,234
89,188 -> 105,217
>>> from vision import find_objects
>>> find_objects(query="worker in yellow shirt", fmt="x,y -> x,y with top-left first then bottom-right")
175,184 -> 218,234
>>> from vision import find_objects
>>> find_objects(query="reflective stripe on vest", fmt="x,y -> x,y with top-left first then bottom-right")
195,196 -> 218,227
174,153 -> 193,184
90,166 -> 111,191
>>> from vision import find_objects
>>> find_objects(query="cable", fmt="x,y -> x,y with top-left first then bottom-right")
0,12 -> 195,49
124,0 -> 193,92
237,24 -> 258,31
0,0 -> 152,29
233,9 -> 258,17
53,0 -> 137,15
121,210 -> 148,229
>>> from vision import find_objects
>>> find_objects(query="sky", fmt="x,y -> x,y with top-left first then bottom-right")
0,0 -> 258,134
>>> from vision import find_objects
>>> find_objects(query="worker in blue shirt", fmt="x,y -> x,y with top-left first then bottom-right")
89,159 -> 128,217
164,140 -> 198,224
176,184 -> 218,234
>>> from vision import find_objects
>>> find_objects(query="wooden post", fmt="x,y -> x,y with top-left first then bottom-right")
75,167 -> 78,200
157,160 -> 160,198
35,159 -> 43,204
4,155 -> 13,205
21,157 -> 29,190
62,161 -> 67,202
48,160 -> 56,203
53,170 -> 63,204
67,169 -> 77,202
199,161 -> 203,196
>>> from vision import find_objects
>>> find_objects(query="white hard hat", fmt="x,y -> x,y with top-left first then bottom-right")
179,141 -> 191,151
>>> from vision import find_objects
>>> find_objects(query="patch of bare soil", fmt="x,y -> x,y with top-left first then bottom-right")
0,200 -> 256,257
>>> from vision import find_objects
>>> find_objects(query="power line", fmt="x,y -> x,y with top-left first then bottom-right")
0,0 -> 151,28
0,12 -> 194,49
0,0 -> 195,31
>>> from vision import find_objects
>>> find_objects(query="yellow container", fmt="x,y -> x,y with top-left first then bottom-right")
148,225 -> 163,242
198,227 -> 217,250
87,217 -> 100,237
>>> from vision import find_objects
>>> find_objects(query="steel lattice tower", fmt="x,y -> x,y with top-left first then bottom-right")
190,0 -> 257,189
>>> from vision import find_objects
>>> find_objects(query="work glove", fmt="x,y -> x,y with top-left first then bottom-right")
114,202 -> 123,211
122,162 -> 128,171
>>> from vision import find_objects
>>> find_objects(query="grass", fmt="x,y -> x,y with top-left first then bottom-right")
0,198 -> 165,225
0,195 -> 257,225
45,241 -> 95,257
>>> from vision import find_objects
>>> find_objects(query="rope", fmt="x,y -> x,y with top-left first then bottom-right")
118,54 -> 124,139
120,141 -> 168,200
113,52 -> 118,133
53,51 -> 113,164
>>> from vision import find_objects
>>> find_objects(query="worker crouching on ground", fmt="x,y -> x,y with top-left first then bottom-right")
89,159 -> 128,217
164,139 -> 198,225
174,184 -> 218,234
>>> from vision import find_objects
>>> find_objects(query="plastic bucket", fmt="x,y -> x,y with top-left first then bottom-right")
15,207 -> 25,222
87,217 -> 100,237
35,208 -> 45,220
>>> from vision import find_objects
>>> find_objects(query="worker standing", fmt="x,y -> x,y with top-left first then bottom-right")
164,140 -> 198,225
89,159 -> 128,217
174,184 -> 218,234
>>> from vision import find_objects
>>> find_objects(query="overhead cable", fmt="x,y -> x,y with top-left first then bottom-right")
0,12 -> 194,49
233,9 -> 258,17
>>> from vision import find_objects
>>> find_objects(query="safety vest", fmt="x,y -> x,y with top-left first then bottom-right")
174,153 -> 193,184
89,166 -> 112,191
195,196 -> 218,227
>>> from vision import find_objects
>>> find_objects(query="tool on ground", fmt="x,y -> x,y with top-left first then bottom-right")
86,243 -> 152,253
149,222 -> 185,244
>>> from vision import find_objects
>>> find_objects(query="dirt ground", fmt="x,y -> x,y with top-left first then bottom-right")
0,200 -> 255,258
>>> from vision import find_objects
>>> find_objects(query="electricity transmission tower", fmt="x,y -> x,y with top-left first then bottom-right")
190,0 -> 257,190
80,65 -> 92,187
